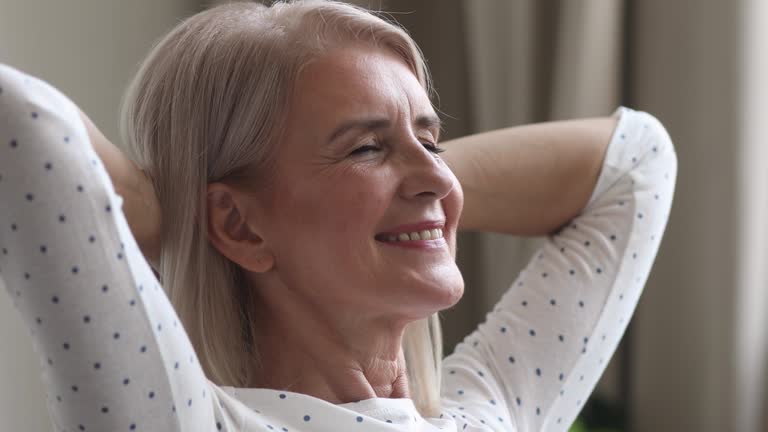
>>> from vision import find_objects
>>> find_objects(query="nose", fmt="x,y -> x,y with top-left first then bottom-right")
397,138 -> 455,202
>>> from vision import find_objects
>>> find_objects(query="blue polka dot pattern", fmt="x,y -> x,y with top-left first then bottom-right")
0,64 -> 677,432
0,64 -> 215,431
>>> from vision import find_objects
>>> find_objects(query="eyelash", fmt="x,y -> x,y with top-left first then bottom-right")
349,140 -> 445,156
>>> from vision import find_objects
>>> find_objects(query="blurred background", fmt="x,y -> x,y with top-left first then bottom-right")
1,0 -> 767,431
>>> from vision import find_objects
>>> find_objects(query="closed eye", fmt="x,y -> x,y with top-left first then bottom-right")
348,140 -> 444,157
349,144 -> 381,156
422,141 -> 445,154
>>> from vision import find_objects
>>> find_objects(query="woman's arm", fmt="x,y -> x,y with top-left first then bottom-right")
0,63 -> 218,431
441,114 -> 619,236
78,110 -> 161,269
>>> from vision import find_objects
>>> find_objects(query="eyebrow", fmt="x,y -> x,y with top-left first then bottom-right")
327,114 -> 443,144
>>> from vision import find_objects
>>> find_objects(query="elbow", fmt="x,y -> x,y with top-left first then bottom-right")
638,110 -> 679,184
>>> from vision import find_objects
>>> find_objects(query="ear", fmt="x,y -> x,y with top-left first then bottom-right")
206,182 -> 275,273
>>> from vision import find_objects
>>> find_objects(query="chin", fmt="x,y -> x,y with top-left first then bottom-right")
401,270 -> 465,317
440,278 -> 465,310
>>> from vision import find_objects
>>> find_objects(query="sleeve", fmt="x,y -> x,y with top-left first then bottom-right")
0,64 -> 227,431
438,107 -> 678,431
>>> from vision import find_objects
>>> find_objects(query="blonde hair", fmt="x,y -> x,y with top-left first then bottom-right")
119,0 -> 444,417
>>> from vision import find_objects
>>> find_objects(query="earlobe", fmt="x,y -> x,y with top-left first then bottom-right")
206,183 -> 275,273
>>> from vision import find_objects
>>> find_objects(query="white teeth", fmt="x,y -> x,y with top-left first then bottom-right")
382,228 -> 445,242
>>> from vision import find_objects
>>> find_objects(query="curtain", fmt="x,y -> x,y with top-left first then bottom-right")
373,0 -> 768,430
459,0 -> 628,425
454,1 -> 768,431
625,1 -> 768,431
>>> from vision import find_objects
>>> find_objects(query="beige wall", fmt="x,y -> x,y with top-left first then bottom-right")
0,1 -> 198,429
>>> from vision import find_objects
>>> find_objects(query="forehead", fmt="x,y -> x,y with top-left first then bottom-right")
287,45 -> 434,132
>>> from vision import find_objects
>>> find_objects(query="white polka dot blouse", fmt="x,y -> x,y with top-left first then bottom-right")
0,63 -> 677,431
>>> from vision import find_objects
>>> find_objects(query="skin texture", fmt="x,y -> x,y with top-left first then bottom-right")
441,116 -> 617,236
206,44 -> 465,403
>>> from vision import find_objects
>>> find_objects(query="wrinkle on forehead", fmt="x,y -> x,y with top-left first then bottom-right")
286,45 -> 435,142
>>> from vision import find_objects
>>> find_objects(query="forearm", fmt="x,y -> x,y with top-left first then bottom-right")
441,114 -> 619,236
78,109 -> 161,270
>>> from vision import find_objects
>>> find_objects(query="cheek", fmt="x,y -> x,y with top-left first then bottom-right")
443,179 -> 464,257
448,177 -> 464,219
266,170 -> 394,298
270,170 -> 391,244
334,182 -> 388,232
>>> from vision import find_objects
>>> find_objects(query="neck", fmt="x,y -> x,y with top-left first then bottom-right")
247,275 -> 412,404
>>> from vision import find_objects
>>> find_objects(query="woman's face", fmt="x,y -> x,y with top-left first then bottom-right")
258,44 -> 464,322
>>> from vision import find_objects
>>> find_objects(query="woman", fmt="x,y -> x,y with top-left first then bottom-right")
0,1 -> 677,431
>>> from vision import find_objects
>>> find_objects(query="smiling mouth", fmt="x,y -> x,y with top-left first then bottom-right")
374,228 -> 444,243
